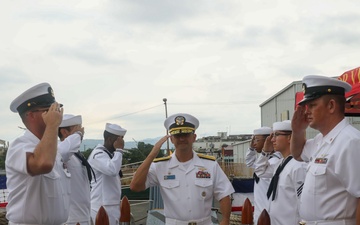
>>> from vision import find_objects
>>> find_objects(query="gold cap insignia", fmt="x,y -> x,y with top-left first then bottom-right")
175,116 -> 185,126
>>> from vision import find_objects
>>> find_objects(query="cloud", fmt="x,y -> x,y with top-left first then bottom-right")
107,0 -> 224,25
52,42 -> 129,65
0,67 -> 31,86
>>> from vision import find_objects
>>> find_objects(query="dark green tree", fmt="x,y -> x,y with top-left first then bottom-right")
83,148 -> 93,159
123,141 -> 165,164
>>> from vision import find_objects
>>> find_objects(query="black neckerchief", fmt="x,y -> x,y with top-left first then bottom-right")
253,172 -> 260,183
74,151 -> 96,183
267,156 -> 293,201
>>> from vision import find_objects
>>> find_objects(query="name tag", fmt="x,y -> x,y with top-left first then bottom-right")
164,175 -> 175,180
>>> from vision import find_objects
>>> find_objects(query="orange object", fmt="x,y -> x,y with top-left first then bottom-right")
241,198 -> 253,224
257,209 -> 271,225
95,206 -> 109,225
120,196 -> 131,224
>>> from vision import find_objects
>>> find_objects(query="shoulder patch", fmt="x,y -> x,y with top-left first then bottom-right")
197,153 -> 216,161
153,155 -> 171,163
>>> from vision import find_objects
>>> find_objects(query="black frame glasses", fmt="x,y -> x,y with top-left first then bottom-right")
273,132 -> 292,137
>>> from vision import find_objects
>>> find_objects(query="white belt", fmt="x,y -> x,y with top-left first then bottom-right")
166,216 -> 212,225
299,219 -> 355,225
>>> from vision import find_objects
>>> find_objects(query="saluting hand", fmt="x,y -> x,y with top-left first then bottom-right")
70,125 -> 85,140
263,133 -> 274,153
292,105 -> 309,132
113,136 -> 125,149
42,102 -> 63,128
250,135 -> 255,149
150,135 -> 170,157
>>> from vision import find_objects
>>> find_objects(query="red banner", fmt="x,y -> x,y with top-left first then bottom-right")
338,67 -> 360,85
340,67 -> 360,116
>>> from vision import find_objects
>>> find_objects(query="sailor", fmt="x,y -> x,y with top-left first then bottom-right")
245,126 -> 281,224
291,75 -> 360,225
130,113 -> 235,225
6,82 -> 70,224
255,120 -> 306,225
58,114 -> 93,225
88,123 -> 126,225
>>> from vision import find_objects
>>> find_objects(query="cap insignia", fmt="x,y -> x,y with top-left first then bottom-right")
48,87 -> 54,97
175,116 -> 185,126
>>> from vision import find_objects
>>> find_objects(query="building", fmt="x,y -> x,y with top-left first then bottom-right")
193,132 -> 252,155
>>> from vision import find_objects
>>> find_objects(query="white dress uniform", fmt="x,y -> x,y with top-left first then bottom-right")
299,118 -> 360,225
255,153 -> 306,225
6,130 -> 71,225
246,149 -> 281,224
145,150 -> 235,224
88,144 -> 123,225
58,133 -> 91,225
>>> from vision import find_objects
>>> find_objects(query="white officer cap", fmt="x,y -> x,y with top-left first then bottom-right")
299,75 -> 352,105
253,126 -> 272,135
164,113 -> 199,135
10,82 -> 62,114
273,120 -> 292,131
105,123 -> 127,136
59,114 -> 82,128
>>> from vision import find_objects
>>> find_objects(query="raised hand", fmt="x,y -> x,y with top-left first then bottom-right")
42,102 -> 63,128
292,105 -> 309,132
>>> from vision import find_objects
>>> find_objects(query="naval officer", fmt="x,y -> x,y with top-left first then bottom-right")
245,126 -> 281,224
58,114 -> 93,225
130,113 -> 234,225
291,75 -> 360,225
6,82 -> 70,224
255,120 -> 306,225
88,123 -> 126,224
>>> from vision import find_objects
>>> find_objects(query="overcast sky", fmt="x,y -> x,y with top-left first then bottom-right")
1,0 -> 360,143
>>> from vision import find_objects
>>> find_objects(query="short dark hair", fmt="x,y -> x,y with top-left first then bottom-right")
103,130 -> 118,140
323,94 -> 346,114
58,127 -> 71,139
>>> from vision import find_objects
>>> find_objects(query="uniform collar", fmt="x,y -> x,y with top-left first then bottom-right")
25,129 -> 41,143
168,150 -> 205,169
322,118 -> 349,144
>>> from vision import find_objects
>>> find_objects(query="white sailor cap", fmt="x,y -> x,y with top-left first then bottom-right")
298,75 -> 352,105
105,123 -> 127,136
164,113 -> 199,135
10,82 -> 62,114
253,126 -> 272,135
273,120 -> 292,132
59,114 -> 82,128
